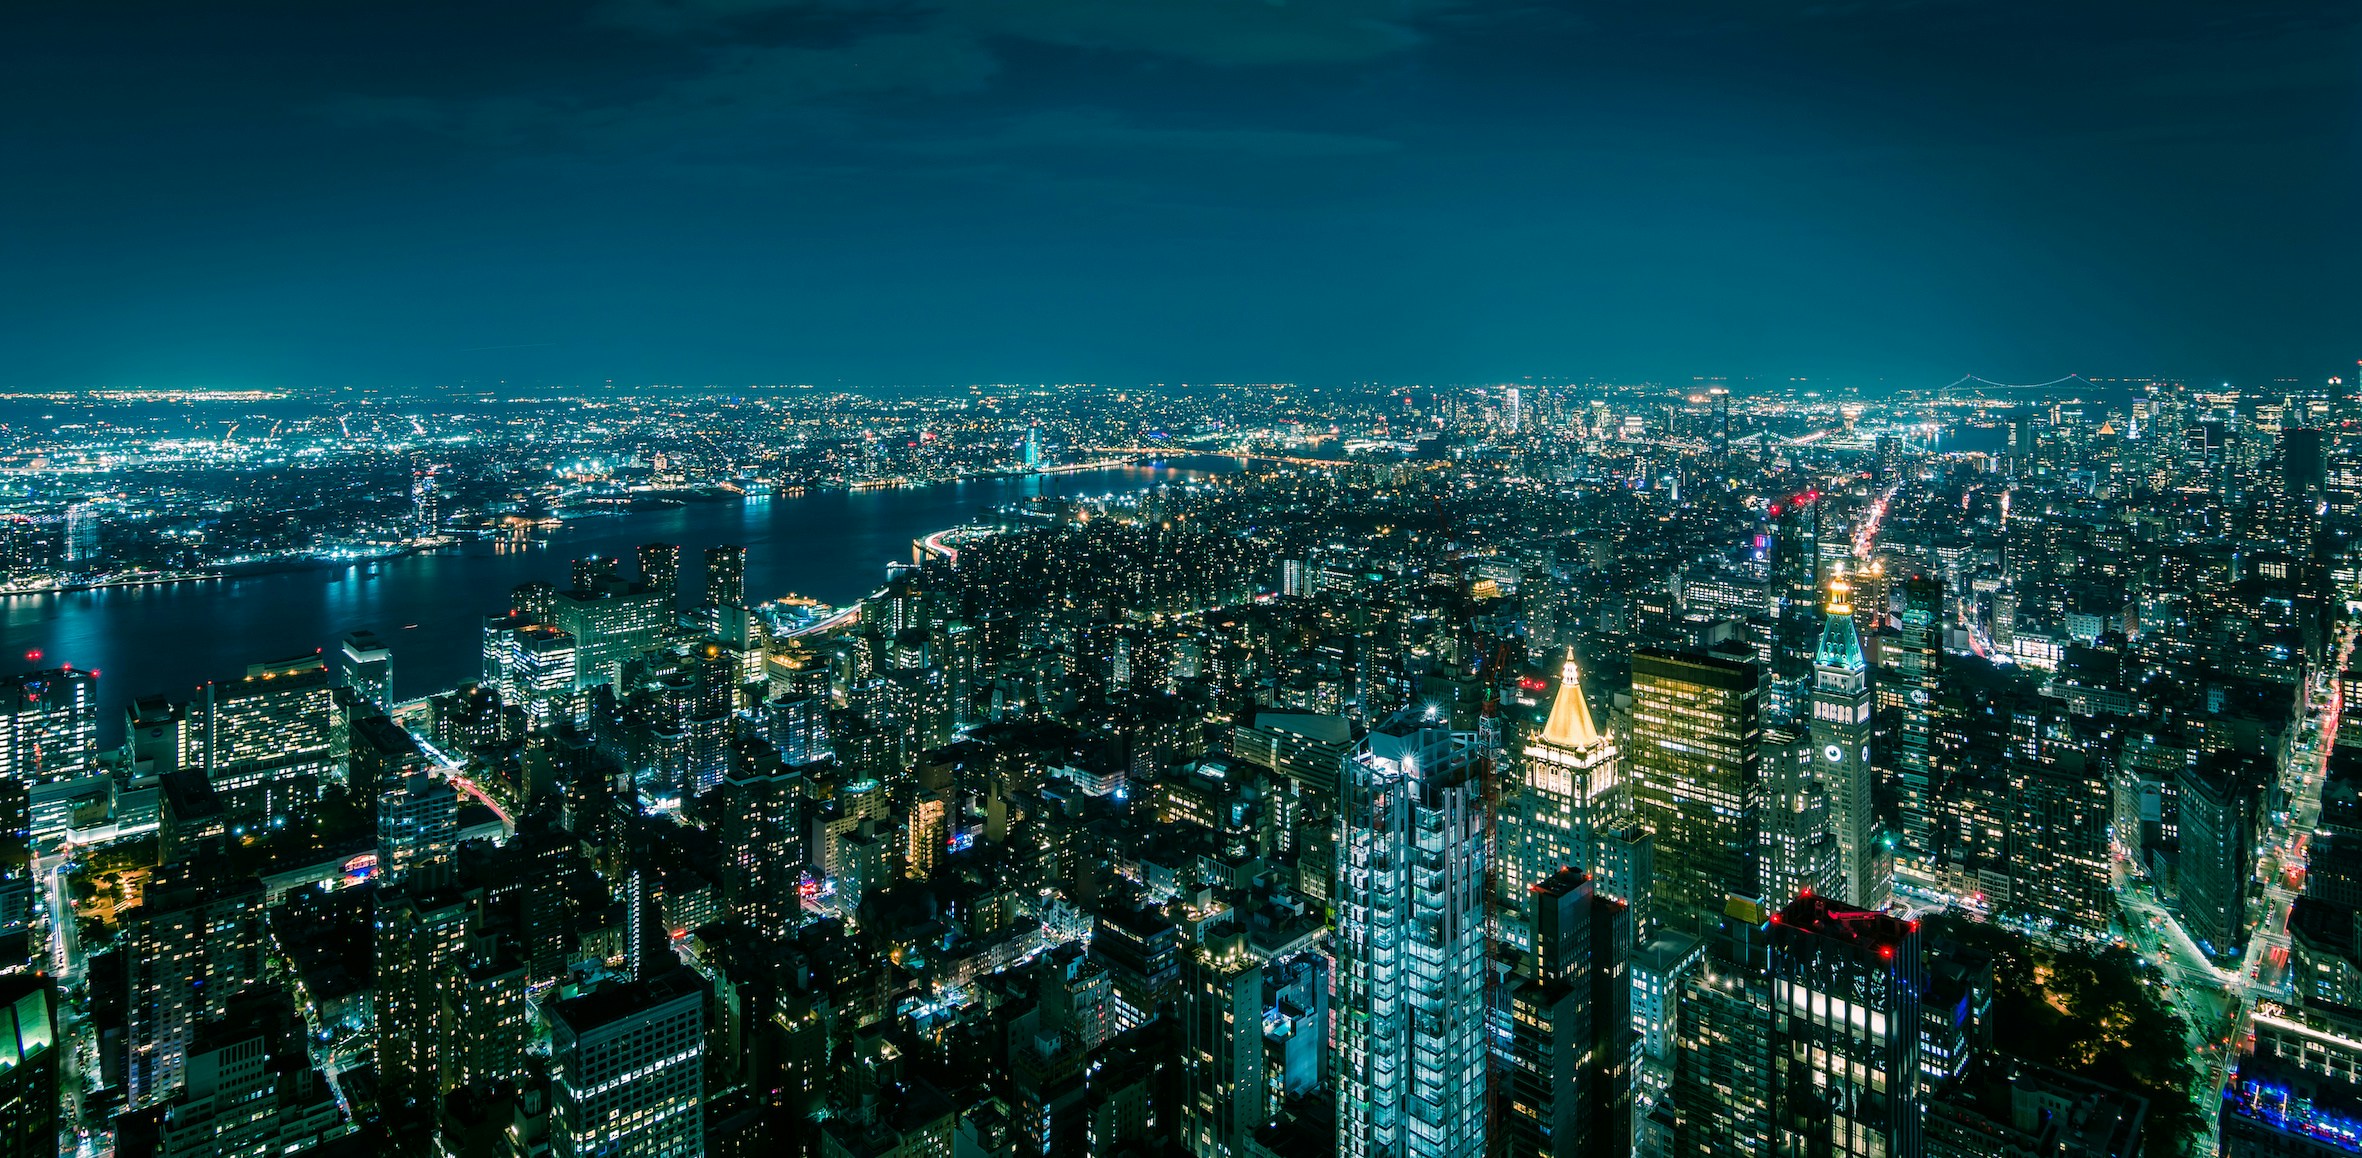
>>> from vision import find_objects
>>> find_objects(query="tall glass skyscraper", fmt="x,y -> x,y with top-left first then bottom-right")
1629,648 -> 1762,920
1336,717 -> 1488,1158
1768,894 -> 1924,1158
1892,574 -> 1945,877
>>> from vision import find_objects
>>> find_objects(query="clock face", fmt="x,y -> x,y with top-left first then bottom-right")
1824,744 -> 1846,763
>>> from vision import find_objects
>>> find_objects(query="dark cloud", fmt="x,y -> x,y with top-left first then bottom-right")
0,0 -> 2356,389
598,0 -> 1442,64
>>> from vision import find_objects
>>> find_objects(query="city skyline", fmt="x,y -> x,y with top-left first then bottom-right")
5,4 -> 2359,1156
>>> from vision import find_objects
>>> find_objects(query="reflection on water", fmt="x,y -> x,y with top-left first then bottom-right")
4,465 -> 1207,741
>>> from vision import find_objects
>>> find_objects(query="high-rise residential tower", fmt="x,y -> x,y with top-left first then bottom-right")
1891,574 -> 1945,876
1335,717 -> 1489,1158
704,544 -> 747,609
637,541 -> 681,604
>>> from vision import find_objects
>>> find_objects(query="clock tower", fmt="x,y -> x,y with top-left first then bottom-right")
1810,566 -> 1889,909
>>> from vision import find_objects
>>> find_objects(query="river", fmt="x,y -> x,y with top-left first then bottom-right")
3,463 -> 1215,741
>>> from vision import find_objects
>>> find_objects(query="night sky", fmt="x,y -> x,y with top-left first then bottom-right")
5,1 -> 2356,390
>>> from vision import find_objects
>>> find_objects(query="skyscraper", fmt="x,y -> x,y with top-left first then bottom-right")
1503,868 -> 1633,1158
1179,932 -> 1267,1158
638,541 -> 681,604
337,630 -> 394,717
0,975 -> 59,1158
1767,893 -> 1924,1158
1891,574 -> 1945,877
378,769 -> 458,887
715,759 -> 807,937
198,654 -> 336,825
2007,739 -> 2113,941
547,584 -> 670,689
1336,717 -> 1489,1158
1674,900 -> 1775,1158
1758,725 -> 1841,906
125,861 -> 267,1109
704,543 -> 747,608
2178,753 -> 2267,958
0,667 -> 98,788
1510,650 -> 1619,929
1770,494 -> 1824,723
1810,568 -> 1887,909
374,884 -> 469,1121
548,969 -> 707,1158
1629,648 -> 1762,920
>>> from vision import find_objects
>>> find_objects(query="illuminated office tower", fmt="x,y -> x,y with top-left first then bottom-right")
1758,726 -> 1841,906
1502,868 -> 1633,1158
337,630 -> 394,717
125,861 -> 266,1109
1673,901 -> 1775,1158
494,624 -> 578,728
64,500 -> 100,563
0,975 -> 59,1158
1891,575 -> 1945,875
548,969 -> 706,1158
198,654 -> 335,824
1335,717 -> 1488,1158
704,543 -> 747,608
1629,648 -> 1762,920
638,541 -> 681,604
1512,650 -> 1620,906
0,666 -> 99,787
547,585 -> 669,689
1811,569 -> 1888,909
1768,894 -> 1923,1158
